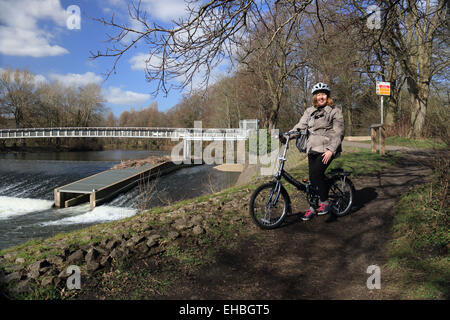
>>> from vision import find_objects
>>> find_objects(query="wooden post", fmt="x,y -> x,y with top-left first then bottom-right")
370,124 -> 386,156
371,127 -> 377,153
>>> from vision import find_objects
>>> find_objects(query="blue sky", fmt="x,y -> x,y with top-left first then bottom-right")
0,0 -> 228,116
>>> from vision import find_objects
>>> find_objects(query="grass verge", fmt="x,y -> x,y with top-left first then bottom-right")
384,156 -> 449,299
360,136 -> 446,149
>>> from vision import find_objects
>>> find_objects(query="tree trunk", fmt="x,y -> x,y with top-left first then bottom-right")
408,86 -> 428,138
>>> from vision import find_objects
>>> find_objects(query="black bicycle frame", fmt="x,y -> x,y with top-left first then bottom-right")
281,170 -> 307,192
274,132 -> 308,193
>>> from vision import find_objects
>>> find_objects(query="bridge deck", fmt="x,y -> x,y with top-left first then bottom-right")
54,161 -> 193,209
58,164 -> 156,194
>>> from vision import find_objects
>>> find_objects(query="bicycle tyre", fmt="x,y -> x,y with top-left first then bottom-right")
249,182 -> 291,229
329,176 -> 355,217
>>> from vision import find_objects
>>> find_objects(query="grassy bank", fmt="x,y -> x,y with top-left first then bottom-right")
360,135 -> 447,149
384,157 -> 449,299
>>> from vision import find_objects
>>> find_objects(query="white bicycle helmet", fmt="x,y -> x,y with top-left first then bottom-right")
311,82 -> 330,95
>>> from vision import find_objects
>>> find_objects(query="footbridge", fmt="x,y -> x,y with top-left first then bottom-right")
0,120 -> 258,159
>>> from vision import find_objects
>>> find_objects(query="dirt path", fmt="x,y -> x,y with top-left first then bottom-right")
156,150 -> 434,300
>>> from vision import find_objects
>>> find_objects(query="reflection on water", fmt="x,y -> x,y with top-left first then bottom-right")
0,149 -> 168,161
0,150 -> 241,250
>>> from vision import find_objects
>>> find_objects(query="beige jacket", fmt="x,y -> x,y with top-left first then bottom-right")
291,105 -> 345,155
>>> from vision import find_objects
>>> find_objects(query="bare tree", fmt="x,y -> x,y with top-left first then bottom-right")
237,1 -> 310,129
90,0 -> 313,98
351,0 -> 448,138
0,68 -> 38,128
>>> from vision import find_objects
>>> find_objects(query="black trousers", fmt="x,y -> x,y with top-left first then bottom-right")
308,152 -> 333,202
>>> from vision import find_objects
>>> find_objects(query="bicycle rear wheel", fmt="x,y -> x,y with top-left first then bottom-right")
329,177 -> 355,217
249,182 -> 290,229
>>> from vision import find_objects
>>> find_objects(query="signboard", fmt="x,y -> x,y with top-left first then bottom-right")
376,81 -> 390,96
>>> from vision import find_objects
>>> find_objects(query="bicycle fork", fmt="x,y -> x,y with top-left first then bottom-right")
263,181 -> 282,224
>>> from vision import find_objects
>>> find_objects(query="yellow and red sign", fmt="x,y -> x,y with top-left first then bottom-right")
376,81 -> 390,96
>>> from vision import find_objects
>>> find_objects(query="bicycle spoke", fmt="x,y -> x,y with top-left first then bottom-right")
250,182 -> 288,229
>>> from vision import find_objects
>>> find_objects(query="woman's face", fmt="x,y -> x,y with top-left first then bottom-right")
316,92 -> 328,107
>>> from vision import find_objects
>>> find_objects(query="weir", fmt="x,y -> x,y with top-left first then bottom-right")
54,161 -> 196,210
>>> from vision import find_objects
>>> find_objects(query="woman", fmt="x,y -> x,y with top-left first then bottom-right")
290,82 -> 344,221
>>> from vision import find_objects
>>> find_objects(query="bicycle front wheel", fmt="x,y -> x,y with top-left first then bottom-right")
329,177 -> 355,217
249,182 -> 290,229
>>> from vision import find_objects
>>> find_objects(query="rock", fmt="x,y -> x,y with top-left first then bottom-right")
4,264 -> 21,273
109,248 -> 128,261
62,248 -> 71,258
85,248 -> 100,265
86,261 -> 100,272
105,239 -> 121,250
27,269 -> 41,280
167,231 -> 180,241
67,250 -> 85,264
2,271 -> 21,284
192,225 -> 204,236
100,256 -> 112,267
15,257 -> 25,264
85,247 -> 103,272
57,269 -> 70,279
146,234 -> 161,248
4,252 -> 17,260
47,255 -> 65,266
53,277 -> 63,287
135,242 -> 149,254
126,234 -> 146,247
173,218 -> 193,231
190,215 -> 203,225
41,276 -> 55,287
81,235 -> 92,242
121,232 -> 131,241
27,260 -> 51,279
12,279 -> 31,294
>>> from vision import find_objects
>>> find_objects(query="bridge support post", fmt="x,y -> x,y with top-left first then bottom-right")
90,190 -> 96,211
183,139 -> 191,162
54,189 -> 65,208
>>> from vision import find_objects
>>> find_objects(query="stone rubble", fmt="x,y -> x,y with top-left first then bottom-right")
0,190 -> 251,297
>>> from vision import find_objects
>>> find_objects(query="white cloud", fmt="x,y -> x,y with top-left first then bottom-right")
106,0 -> 187,22
129,52 -> 231,92
0,0 -> 68,57
0,27 -> 68,57
142,0 -> 187,22
104,86 -> 151,105
129,53 -> 167,71
49,72 -> 103,87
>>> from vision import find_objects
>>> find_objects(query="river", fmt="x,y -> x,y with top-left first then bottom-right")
0,150 -> 241,250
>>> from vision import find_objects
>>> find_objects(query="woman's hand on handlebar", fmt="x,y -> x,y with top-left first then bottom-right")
284,129 -> 300,137
278,130 -> 299,144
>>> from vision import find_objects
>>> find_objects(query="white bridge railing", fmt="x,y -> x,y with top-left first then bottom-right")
0,126 -> 252,141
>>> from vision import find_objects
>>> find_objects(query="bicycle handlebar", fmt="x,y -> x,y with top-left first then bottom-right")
282,129 -> 301,136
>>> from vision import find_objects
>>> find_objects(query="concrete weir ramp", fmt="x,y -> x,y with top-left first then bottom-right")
54,161 -> 192,210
